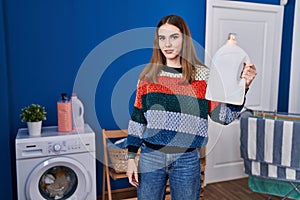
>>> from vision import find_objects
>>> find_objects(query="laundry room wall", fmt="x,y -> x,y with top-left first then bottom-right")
0,0 -> 295,199
0,0 -> 12,199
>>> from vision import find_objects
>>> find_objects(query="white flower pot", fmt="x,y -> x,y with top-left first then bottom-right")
27,121 -> 42,136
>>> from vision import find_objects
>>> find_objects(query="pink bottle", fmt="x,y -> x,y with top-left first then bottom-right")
57,93 -> 72,132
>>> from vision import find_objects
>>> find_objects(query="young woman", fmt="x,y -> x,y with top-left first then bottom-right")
126,14 -> 257,200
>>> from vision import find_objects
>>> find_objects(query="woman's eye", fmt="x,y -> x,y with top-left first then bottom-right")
159,36 -> 165,41
171,35 -> 178,40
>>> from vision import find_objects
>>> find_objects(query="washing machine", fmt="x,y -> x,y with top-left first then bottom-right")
15,124 -> 97,200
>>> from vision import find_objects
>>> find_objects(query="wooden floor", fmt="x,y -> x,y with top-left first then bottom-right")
101,178 -> 291,200
204,178 -> 284,200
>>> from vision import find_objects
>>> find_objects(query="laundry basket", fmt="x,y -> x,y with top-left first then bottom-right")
107,139 -> 139,173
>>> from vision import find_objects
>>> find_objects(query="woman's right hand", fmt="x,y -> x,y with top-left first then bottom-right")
127,159 -> 139,187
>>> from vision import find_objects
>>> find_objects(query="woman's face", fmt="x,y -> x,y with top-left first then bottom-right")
158,23 -> 183,62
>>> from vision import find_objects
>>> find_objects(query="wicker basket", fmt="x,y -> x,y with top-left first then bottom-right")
107,147 -> 139,173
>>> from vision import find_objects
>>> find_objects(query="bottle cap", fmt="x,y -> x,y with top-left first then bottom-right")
71,93 -> 77,98
226,33 -> 238,45
227,33 -> 237,41
61,93 -> 68,101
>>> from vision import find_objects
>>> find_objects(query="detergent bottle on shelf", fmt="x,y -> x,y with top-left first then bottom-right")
205,33 -> 251,105
71,93 -> 85,130
57,93 -> 72,132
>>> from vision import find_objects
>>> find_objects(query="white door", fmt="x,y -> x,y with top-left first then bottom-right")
204,0 -> 284,184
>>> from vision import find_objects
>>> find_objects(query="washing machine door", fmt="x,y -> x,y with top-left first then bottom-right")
25,156 -> 92,200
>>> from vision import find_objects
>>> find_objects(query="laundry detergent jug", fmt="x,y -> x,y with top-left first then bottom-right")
71,93 -> 85,130
205,33 -> 251,105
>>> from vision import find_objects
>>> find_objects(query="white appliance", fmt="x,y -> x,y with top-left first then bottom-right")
15,124 -> 97,200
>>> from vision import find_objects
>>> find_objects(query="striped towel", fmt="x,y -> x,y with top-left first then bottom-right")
240,116 -> 300,182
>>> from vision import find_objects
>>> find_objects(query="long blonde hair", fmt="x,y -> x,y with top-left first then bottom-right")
139,15 -> 204,83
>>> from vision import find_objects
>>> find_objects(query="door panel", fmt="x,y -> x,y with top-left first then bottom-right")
206,118 -> 246,183
205,0 -> 284,184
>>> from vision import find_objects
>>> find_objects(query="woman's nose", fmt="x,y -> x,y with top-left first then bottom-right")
165,38 -> 171,48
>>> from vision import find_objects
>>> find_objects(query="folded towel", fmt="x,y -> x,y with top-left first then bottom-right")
240,116 -> 300,181
244,159 -> 300,182
106,138 -> 127,149
240,116 -> 300,170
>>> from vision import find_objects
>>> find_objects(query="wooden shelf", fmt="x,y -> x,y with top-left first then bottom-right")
109,168 -> 127,180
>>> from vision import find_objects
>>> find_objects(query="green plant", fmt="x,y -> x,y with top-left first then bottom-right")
20,104 -> 47,122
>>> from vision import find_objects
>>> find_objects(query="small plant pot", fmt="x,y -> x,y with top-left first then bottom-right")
27,121 -> 42,136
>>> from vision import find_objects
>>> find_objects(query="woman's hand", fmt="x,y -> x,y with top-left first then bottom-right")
127,159 -> 139,187
241,63 -> 257,89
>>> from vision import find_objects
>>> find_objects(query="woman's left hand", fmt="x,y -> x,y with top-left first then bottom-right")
241,63 -> 257,89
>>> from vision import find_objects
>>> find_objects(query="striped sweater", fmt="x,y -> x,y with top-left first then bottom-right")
127,65 -> 244,153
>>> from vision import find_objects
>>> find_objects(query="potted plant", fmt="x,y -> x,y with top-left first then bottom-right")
20,103 -> 47,136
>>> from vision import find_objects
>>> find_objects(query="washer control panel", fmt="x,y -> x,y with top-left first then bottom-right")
16,134 -> 95,159
15,125 -> 95,159
47,139 -> 84,154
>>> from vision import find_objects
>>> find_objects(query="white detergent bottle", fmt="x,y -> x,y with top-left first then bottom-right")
71,93 -> 85,130
205,33 -> 251,105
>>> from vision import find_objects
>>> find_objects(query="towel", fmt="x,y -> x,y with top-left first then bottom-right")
240,116 -> 300,182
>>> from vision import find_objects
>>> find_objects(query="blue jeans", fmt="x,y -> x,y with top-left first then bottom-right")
137,145 -> 201,200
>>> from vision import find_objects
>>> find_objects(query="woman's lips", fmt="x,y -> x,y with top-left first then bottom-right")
164,50 -> 173,54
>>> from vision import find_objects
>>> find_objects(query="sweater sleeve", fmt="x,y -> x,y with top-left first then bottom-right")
208,91 -> 247,125
126,80 -> 147,153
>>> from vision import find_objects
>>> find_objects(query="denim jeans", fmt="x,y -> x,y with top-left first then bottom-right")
137,145 -> 201,200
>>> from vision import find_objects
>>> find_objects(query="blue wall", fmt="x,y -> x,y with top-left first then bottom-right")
0,0 -> 12,199
0,0 -> 293,199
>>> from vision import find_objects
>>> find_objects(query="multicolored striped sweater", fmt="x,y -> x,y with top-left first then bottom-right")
127,65 -> 244,153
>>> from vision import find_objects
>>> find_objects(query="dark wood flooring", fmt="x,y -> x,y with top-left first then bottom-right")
100,178 -> 293,200
204,178 -> 284,200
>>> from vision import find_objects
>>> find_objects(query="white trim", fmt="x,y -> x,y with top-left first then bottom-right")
280,0 -> 288,6
288,0 -> 300,114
